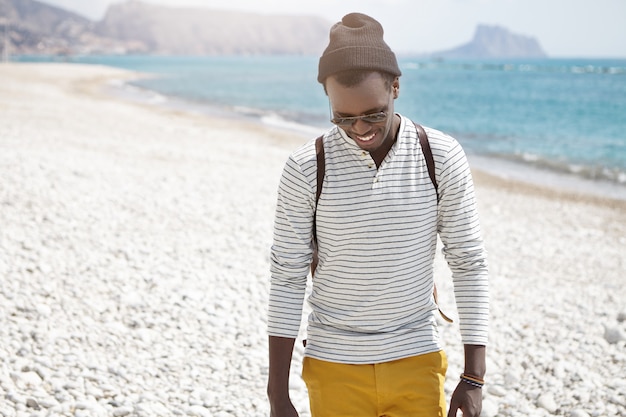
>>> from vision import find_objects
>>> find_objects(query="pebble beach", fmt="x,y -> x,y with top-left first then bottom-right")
1,63 -> 625,417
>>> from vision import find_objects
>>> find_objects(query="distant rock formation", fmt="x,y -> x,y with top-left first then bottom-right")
431,25 -> 547,59
0,0 -> 330,56
0,0 -> 145,54
94,1 -> 330,55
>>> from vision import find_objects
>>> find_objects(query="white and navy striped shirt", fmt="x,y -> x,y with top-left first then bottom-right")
268,115 -> 489,364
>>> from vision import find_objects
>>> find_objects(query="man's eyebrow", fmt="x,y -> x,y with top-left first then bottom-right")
334,105 -> 387,117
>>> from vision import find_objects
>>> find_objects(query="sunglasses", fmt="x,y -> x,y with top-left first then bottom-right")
330,111 -> 389,127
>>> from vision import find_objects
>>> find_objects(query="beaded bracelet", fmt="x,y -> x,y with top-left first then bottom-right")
460,373 -> 485,388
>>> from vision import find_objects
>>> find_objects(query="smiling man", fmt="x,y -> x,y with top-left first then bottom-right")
267,13 -> 489,417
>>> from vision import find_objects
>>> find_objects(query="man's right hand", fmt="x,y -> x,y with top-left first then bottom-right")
268,336 -> 299,417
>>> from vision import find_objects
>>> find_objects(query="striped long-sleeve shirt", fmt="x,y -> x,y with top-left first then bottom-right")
268,115 -> 489,364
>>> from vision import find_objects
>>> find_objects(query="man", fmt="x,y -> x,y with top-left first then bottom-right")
267,12 -> 489,417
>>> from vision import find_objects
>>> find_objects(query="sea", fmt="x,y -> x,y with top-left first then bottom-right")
16,55 -> 626,200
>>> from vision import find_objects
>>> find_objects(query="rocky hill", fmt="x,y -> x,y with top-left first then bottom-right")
0,0 -> 330,56
431,25 -> 547,59
0,0 -> 89,35
0,0 -> 145,54
94,1 -> 330,55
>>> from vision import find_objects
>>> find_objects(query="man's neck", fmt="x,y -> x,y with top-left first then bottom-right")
370,115 -> 400,168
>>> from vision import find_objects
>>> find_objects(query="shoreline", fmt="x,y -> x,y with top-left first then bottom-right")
104,62 -> 626,204
1,62 -> 625,417
12,56 -> 626,193
9,60 -> 624,234
469,155 -> 626,209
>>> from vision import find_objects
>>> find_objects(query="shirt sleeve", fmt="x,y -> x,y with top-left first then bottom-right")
437,138 -> 490,346
267,154 -> 315,338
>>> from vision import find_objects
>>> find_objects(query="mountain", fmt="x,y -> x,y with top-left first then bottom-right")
94,1 -> 330,55
0,0 -> 146,54
431,25 -> 547,59
0,0 -> 90,35
0,0 -> 330,56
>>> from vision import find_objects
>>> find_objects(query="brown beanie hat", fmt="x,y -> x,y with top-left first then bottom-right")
317,13 -> 401,84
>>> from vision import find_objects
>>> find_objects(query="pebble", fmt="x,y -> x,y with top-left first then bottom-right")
480,398 -> 499,417
25,398 -> 40,410
537,393 -> 558,413
11,371 -> 43,389
487,384 -> 507,397
604,325 -> 626,344
112,406 -> 133,417
187,405 -> 213,417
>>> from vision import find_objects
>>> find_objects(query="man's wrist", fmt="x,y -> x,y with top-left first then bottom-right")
463,344 -> 486,378
460,373 -> 485,388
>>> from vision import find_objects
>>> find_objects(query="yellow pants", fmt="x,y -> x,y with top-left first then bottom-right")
302,351 -> 447,417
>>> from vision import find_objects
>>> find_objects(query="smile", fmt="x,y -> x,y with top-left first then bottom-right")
355,132 -> 376,142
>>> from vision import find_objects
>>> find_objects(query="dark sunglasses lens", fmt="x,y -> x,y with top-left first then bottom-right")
331,112 -> 386,126
363,113 -> 387,123
331,117 -> 351,126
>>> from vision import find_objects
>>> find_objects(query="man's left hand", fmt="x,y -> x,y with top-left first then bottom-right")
447,381 -> 482,417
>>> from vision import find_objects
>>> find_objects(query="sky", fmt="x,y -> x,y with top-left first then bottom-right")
40,0 -> 626,58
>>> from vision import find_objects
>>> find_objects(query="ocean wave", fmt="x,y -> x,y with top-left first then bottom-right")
259,112 -> 324,138
501,151 -> 626,184
469,153 -> 626,201
108,79 -> 170,106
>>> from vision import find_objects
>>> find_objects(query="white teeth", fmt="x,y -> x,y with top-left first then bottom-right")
356,132 -> 376,142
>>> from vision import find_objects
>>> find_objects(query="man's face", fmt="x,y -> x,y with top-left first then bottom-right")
326,72 -> 399,153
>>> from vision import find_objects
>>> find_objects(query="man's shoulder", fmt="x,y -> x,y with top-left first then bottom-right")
289,135 -> 317,164
283,130 -> 331,176
290,127 -> 340,161
420,125 -> 459,151
400,117 -> 460,155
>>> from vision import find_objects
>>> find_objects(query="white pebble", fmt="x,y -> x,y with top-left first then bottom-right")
487,384 -> 507,397
480,398 -> 499,417
11,371 -> 43,389
112,406 -> 133,417
604,325 -> 626,344
537,393 -> 558,413
187,405 -> 212,417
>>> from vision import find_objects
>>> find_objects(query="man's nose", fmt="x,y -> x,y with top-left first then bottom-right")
351,118 -> 372,133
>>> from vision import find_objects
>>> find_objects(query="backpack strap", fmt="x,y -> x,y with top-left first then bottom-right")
414,122 -> 439,202
413,123 -> 452,322
312,135 -> 324,244
310,135 -> 324,275
315,135 -> 325,205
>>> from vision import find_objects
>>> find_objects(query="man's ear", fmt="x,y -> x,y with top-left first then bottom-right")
392,78 -> 400,99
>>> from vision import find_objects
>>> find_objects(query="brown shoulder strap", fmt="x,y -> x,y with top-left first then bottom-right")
415,123 -> 452,322
315,135 -> 325,204
414,122 -> 439,201
311,135 -> 324,276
